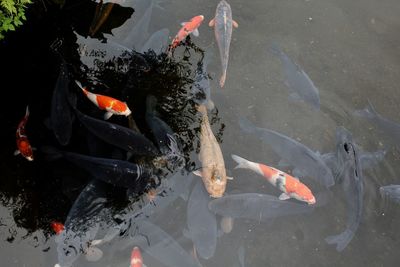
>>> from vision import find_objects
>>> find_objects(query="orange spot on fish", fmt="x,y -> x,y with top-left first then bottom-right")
258,164 -> 278,180
51,221 -> 65,235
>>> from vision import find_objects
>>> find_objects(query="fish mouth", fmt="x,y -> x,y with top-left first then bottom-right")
308,197 -> 316,205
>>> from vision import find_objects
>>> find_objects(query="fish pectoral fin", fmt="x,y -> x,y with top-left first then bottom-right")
209,18 -> 215,27
193,170 -> 202,177
103,112 -> 113,120
180,21 -> 188,26
232,19 -> 239,28
279,193 -> 291,200
14,150 -> 20,156
192,28 -> 199,37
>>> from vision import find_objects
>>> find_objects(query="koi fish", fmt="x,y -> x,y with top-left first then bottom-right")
51,221 -> 65,235
231,154 -> 316,204
14,106 -> 34,161
75,80 -> 131,120
130,246 -> 143,267
169,15 -> 204,51
209,0 -> 238,87
193,105 -> 232,198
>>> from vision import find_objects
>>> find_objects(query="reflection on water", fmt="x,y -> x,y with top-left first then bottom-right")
1,0 -> 400,266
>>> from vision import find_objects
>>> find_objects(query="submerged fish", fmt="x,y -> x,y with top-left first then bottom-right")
193,105 -> 232,198
74,108 -> 159,157
50,60 -> 74,146
129,221 -> 202,267
54,179 -> 109,267
270,43 -> 320,110
209,0 -> 238,87
15,106 -> 34,161
140,28 -> 170,54
42,146 -> 153,191
89,0 -> 115,37
325,127 -> 364,252
239,117 -> 335,188
145,95 -> 185,170
353,100 -> 400,147
51,221 -> 65,235
192,52 -> 215,110
75,80 -> 131,120
380,185 -> 400,204
184,180 -> 218,260
231,154 -> 316,204
208,193 -> 314,222
169,15 -> 204,51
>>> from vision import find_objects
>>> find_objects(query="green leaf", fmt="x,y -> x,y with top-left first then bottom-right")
8,23 -> 14,30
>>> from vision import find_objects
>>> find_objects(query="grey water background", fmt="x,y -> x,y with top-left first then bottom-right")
1,0 -> 400,266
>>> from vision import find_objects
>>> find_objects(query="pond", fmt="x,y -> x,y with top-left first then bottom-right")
1,0 -> 400,266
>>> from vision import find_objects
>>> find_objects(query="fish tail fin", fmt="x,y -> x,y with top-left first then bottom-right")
146,95 -> 158,115
325,229 -> 354,252
231,154 -> 252,169
238,116 -> 256,134
353,99 -> 378,119
40,146 -> 63,161
219,72 -> 226,88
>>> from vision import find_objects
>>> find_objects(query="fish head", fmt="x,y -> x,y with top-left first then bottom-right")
130,246 -> 143,267
293,184 -> 316,205
204,168 -> 227,198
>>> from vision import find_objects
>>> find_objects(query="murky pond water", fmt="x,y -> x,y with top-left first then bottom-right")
1,0 -> 400,266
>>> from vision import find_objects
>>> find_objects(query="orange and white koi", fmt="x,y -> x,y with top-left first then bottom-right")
14,106 -> 34,161
130,246 -> 143,267
231,154 -> 316,205
169,15 -> 204,51
75,80 -> 131,120
50,221 -> 65,235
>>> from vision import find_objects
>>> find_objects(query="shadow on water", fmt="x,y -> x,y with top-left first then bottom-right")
0,0 -> 224,246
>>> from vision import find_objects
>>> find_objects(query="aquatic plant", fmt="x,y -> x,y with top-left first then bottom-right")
0,0 -> 31,40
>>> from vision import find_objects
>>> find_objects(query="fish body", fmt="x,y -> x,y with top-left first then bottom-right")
130,246 -> 143,267
75,80 -> 131,120
192,52 -> 214,110
208,193 -> 314,222
232,154 -> 316,204
239,117 -> 335,188
380,185 -> 400,204
325,127 -> 364,252
194,105 -> 230,198
185,180 -> 217,260
140,28 -> 170,54
42,147 -> 153,191
270,43 -> 320,109
15,106 -> 34,161
209,0 -> 238,87
145,95 -> 185,170
74,108 -> 159,157
169,15 -> 204,50
51,60 -> 74,146
55,179 -> 109,267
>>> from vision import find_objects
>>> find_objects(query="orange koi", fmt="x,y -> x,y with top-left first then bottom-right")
169,15 -> 204,51
130,246 -> 143,267
14,106 -> 34,161
232,154 -> 316,204
75,80 -> 132,120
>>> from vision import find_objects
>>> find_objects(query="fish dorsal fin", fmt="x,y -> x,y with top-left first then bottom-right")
192,28 -> 199,37
180,21 -> 188,26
